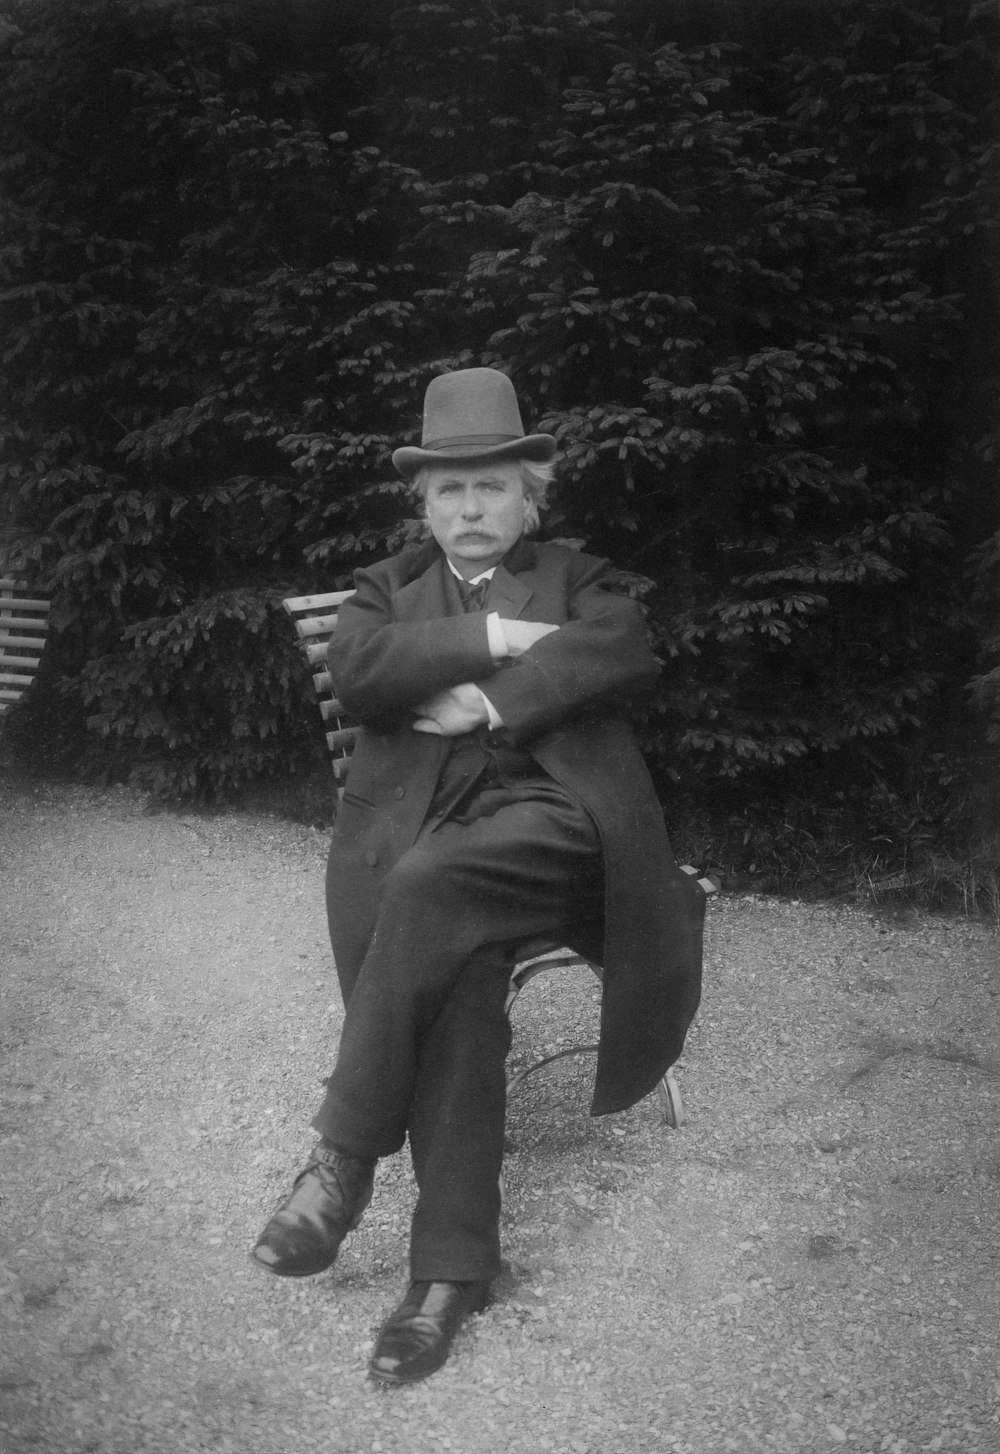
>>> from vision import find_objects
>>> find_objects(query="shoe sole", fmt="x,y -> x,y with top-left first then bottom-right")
249,1248 -> 339,1278
369,1364 -> 433,1387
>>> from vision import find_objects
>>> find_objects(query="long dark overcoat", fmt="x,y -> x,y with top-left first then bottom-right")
324,535 -> 703,1116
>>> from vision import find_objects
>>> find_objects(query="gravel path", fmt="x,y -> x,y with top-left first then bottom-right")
1,779 -> 998,1454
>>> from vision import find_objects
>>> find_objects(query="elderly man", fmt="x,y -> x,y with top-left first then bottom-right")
252,368 -> 703,1385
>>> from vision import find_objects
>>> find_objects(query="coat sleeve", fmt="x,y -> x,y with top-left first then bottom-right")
328,563 -> 497,720
479,556 -> 660,745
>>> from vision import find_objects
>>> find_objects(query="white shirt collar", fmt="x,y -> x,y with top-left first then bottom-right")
446,561 -> 496,586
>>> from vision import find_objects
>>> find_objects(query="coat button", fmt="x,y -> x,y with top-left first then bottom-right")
364,848 -> 378,867
393,786 -> 405,799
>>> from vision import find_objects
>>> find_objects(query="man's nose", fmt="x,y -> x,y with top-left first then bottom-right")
460,489 -> 482,518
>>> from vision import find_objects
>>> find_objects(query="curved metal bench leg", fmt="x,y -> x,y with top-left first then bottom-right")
507,1048 -> 685,1131
656,1067 -> 685,1129
505,1043 -> 599,1098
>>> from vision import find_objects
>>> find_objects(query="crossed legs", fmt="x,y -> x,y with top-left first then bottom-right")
313,790 -> 602,1278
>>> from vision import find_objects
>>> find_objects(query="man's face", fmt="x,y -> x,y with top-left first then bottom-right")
422,460 -> 528,578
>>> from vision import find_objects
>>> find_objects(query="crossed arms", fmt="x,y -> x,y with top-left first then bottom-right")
412,618 -> 559,735
328,550 -> 659,747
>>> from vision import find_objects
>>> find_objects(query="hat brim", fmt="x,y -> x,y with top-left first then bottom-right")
392,433 -> 557,478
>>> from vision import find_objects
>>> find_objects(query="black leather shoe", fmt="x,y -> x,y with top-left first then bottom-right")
369,1280 -> 491,1385
251,1145 -> 375,1277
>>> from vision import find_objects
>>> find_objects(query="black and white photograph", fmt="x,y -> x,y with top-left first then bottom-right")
2,2 -> 998,1450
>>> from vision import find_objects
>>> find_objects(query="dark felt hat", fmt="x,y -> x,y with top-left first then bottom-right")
392,368 -> 556,477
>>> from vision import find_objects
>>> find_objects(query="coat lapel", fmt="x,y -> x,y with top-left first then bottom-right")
487,537 -> 536,618
486,564 -> 533,619
391,552 -> 453,622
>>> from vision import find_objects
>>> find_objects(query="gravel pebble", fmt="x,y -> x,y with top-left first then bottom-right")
1,780 -> 999,1453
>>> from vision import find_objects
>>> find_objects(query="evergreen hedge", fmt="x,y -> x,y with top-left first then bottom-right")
1,0 -> 997,896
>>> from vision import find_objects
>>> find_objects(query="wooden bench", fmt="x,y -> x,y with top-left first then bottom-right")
0,578 -> 50,718
283,588 -> 717,1128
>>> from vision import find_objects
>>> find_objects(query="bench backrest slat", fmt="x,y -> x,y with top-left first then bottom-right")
0,579 -> 50,716
283,591 -> 358,788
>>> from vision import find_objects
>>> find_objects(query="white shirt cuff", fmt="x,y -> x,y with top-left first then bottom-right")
474,686 -> 505,730
486,611 -> 509,661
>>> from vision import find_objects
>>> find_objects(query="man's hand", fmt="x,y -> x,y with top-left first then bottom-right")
498,619 -> 560,656
412,682 -> 490,736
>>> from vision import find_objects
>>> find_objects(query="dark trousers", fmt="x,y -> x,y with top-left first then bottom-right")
313,783 -> 601,1281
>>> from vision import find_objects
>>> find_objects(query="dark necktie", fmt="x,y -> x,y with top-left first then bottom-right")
457,578 -> 489,612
